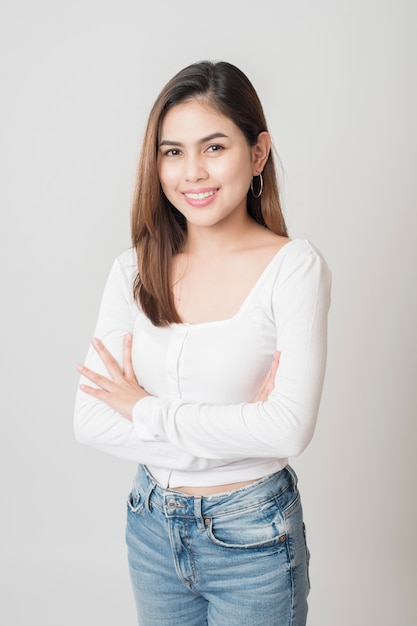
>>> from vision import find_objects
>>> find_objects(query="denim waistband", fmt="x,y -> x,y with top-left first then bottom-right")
133,464 -> 297,519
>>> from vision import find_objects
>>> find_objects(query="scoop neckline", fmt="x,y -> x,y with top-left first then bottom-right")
170,238 -> 301,329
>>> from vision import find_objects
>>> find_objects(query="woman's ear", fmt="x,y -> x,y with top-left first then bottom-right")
252,131 -> 271,175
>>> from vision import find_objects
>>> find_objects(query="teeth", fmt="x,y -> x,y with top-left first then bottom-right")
185,190 -> 216,200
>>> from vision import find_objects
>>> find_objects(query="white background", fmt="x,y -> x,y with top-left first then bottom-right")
1,1 -> 416,624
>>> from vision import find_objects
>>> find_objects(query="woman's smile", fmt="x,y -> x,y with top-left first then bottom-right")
183,187 -> 219,206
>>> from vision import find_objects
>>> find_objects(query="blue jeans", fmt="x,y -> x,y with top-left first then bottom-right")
126,464 -> 310,625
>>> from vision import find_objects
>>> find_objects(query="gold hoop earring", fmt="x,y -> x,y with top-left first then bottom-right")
250,173 -> 263,198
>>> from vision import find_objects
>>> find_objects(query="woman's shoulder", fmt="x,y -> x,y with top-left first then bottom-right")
113,247 -> 138,273
272,239 -> 332,294
277,239 -> 330,268
250,227 -> 327,267
103,247 -> 138,291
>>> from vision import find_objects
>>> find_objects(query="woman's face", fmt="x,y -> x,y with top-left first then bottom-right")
157,99 -> 256,231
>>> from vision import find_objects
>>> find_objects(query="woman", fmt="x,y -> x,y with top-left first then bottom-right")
74,60 -> 331,625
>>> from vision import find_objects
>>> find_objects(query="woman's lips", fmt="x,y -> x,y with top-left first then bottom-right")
183,188 -> 219,206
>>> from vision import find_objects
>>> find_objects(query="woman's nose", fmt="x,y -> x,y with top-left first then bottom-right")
184,155 -> 208,182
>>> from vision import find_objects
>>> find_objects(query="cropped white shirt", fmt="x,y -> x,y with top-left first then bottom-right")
74,239 -> 331,488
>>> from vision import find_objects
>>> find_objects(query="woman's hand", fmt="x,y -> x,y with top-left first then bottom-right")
77,334 -> 149,421
252,351 -> 280,402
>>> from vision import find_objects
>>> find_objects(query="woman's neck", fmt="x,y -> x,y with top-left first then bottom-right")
184,214 -> 262,258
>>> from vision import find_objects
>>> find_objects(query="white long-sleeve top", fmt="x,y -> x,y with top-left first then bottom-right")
74,239 -> 331,488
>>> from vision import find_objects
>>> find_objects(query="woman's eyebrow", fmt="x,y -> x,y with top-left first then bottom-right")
159,132 -> 228,147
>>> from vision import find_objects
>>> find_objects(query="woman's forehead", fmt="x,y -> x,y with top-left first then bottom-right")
159,99 -> 238,142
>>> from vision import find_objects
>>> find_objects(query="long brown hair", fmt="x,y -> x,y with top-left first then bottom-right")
131,60 -> 287,326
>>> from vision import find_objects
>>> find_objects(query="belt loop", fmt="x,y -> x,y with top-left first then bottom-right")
144,480 -> 156,512
286,464 -> 298,486
193,496 -> 204,530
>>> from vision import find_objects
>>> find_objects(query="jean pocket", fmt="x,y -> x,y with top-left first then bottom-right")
206,498 -> 287,549
126,485 -> 145,515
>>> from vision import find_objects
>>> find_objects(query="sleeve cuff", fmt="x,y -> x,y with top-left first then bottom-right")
132,396 -> 169,441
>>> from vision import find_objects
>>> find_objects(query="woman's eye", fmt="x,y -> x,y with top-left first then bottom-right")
164,148 -> 181,156
207,144 -> 224,153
